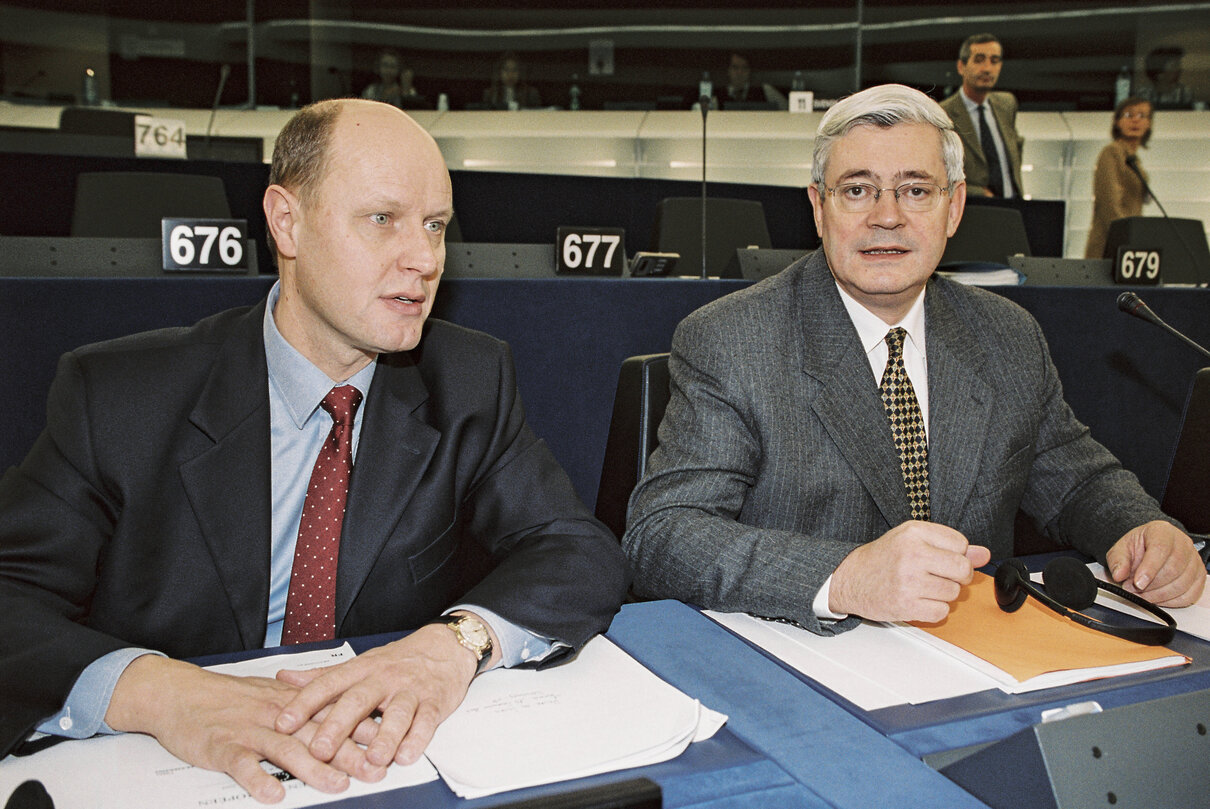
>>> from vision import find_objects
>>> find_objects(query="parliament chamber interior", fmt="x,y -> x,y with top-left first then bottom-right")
2,2 -> 1210,808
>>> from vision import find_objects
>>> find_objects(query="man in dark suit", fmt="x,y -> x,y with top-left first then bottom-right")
939,34 -> 1025,198
623,84 -> 1203,635
0,99 -> 628,801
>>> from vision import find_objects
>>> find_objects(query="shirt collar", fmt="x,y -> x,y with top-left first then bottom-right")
262,281 -> 376,429
960,89 -> 985,114
835,282 -> 927,358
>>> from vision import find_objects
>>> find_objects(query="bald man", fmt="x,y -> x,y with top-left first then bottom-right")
0,99 -> 628,801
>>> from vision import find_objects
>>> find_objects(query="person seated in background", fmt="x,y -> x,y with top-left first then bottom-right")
623,83 -> 1204,637
361,49 -> 430,109
718,52 -> 788,110
482,51 -> 542,110
1084,97 -> 1154,259
1136,46 -> 1195,109
0,98 -> 628,802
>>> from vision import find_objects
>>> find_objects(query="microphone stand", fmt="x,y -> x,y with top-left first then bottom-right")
1117,291 -> 1210,361
700,94 -> 709,280
1125,156 -> 1204,279
205,64 -> 232,151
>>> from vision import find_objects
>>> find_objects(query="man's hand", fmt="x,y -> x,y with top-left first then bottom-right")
105,655 -> 381,804
829,521 -> 991,623
275,615 -> 496,770
1106,520 -> 1206,607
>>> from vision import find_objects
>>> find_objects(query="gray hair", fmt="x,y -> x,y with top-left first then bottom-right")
811,84 -> 965,188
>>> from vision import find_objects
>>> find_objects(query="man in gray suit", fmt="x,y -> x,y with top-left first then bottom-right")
940,34 -> 1024,198
623,84 -> 1204,635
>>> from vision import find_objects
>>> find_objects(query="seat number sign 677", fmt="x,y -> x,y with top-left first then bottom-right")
161,218 -> 249,272
557,227 -> 626,275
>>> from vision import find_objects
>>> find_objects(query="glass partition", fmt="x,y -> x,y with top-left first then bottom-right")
2,1 -> 1207,112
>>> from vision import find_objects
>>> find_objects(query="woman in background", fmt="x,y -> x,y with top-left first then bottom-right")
482,51 -> 542,110
361,49 -> 425,108
1085,97 -> 1153,258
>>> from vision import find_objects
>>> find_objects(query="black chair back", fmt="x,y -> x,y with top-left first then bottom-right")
595,354 -> 671,539
70,171 -> 232,238
652,197 -> 770,277
1162,367 -> 1210,535
941,205 -> 1031,266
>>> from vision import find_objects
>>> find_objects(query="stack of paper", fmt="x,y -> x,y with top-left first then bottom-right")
899,571 -> 1188,693
1,638 -> 726,807
708,569 -> 1191,710
0,645 -> 438,809
425,636 -> 727,799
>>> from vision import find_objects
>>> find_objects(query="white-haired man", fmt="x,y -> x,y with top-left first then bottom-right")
623,84 -> 1203,634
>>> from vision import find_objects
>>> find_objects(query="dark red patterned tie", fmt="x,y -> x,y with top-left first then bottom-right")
282,385 -> 363,645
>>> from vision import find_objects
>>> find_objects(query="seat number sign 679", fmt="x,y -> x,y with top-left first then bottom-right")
1115,247 -> 1161,285
161,218 -> 249,272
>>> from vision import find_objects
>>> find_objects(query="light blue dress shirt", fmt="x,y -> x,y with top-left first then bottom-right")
36,282 -> 554,741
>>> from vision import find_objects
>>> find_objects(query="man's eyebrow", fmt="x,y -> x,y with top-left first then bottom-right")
833,168 -> 936,184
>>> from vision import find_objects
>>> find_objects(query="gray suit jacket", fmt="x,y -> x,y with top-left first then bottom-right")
623,251 -> 1171,634
940,90 -> 1025,197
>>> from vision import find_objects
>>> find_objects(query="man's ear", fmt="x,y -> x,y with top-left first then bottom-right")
263,184 -> 300,260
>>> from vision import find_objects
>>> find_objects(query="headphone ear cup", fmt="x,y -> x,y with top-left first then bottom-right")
994,559 -> 1029,612
1043,556 -> 1099,610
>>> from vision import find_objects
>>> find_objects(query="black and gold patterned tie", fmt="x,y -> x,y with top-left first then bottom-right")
880,328 -> 930,521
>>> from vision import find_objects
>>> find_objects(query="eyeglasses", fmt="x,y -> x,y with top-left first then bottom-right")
1120,111 -> 1152,120
822,181 -> 953,213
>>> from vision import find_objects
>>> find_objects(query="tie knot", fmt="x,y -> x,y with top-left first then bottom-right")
885,327 -> 907,359
321,385 -> 363,426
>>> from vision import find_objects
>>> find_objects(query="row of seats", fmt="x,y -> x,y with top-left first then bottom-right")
62,171 -> 1040,272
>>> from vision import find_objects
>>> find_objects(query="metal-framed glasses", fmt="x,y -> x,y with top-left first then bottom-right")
823,181 -> 953,213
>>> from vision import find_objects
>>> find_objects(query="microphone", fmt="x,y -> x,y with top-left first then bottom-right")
699,94 -> 710,280
205,64 -> 232,149
1117,291 -> 1210,360
1123,154 -> 1207,280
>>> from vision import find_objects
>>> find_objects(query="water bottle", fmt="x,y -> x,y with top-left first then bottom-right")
698,71 -> 712,103
1114,66 -> 1131,107
437,93 -> 449,112
791,70 -> 806,92
569,74 -> 581,111
81,67 -> 99,106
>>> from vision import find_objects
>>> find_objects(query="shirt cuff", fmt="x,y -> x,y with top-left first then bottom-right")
447,604 -> 565,669
812,575 -> 850,622
36,648 -> 164,739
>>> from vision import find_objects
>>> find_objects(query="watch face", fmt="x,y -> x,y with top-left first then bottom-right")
458,617 -> 490,649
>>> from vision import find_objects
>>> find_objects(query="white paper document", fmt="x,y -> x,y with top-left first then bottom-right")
0,644 -> 438,809
424,635 -> 727,799
705,610 -> 994,710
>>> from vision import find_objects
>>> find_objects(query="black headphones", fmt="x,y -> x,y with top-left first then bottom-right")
993,557 -> 1177,646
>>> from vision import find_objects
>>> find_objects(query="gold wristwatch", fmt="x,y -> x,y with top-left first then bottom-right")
428,614 -> 493,674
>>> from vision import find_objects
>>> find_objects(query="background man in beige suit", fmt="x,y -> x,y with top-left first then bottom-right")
940,34 -> 1025,198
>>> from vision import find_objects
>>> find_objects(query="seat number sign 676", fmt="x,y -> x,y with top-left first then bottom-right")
161,218 -> 249,272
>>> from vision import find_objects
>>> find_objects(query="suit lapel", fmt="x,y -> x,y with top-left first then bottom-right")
796,255 -> 912,527
951,100 -> 983,160
923,281 -> 993,526
336,352 -> 440,629
179,303 -> 272,650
